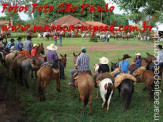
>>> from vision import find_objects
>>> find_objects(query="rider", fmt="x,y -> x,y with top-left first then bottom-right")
31,44 -> 44,64
150,45 -> 163,72
46,44 -> 67,80
14,37 -> 23,51
23,35 -> 33,54
130,53 -> 142,75
69,47 -> 90,86
0,38 -> 4,51
5,38 -> 15,53
114,54 -> 131,77
94,57 -> 110,88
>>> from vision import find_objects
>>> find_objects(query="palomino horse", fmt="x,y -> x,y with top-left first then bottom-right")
37,54 -> 67,101
73,53 -> 94,115
133,67 -> 155,101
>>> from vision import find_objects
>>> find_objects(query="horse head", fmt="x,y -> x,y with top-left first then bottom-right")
60,54 -> 67,67
37,43 -> 45,55
30,57 -> 41,69
146,52 -> 156,63
111,62 -> 118,72
73,52 -> 81,64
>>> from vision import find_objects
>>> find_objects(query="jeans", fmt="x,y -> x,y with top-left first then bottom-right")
149,62 -> 163,72
53,61 -> 65,79
54,40 -> 57,45
94,73 -> 101,86
59,39 -> 62,46
114,71 -> 127,77
130,65 -> 140,74
70,69 -> 78,84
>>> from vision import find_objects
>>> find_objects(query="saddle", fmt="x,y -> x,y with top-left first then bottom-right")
13,54 -> 28,68
73,71 -> 92,80
96,72 -> 115,85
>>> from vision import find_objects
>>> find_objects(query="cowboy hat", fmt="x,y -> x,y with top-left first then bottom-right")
33,44 -> 38,47
99,57 -> 109,64
135,53 -> 141,56
123,54 -> 131,59
47,44 -> 58,51
157,45 -> 163,49
0,42 -> 4,48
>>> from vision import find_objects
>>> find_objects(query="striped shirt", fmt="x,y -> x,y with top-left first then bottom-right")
6,41 -> 12,48
157,50 -> 163,63
46,50 -> 59,62
76,53 -> 90,71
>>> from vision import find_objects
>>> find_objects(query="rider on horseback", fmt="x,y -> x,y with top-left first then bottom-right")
114,54 -> 131,77
150,45 -> 163,72
69,47 -> 91,86
46,44 -> 67,80
130,53 -> 142,75
14,37 -> 23,51
5,39 -> 15,53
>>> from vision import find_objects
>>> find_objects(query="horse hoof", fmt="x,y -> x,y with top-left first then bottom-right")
102,104 -> 105,108
106,108 -> 109,111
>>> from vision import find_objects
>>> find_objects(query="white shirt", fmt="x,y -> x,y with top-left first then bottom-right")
157,50 -> 163,63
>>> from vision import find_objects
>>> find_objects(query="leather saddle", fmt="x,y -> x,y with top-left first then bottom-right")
96,72 -> 115,84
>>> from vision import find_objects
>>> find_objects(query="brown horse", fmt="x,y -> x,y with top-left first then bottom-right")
73,53 -> 94,115
37,54 -> 67,101
133,67 -> 155,101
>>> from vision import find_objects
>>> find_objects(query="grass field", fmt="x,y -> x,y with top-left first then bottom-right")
1,38 -> 163,122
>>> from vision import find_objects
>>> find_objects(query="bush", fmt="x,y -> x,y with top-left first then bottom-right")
90,36 -> 98,42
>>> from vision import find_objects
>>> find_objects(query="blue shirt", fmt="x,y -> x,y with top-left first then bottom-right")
136,58 -> 142,67
23,40 -> 33,54
6,41 -> 13,48
119,60 -> 129,72
76,53 -> 90,71
14,41 -> 22,51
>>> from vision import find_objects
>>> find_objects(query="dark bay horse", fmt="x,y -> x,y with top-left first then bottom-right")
111,62 -> 118,72
73,53 -> 94,115
37,54 -> 67,101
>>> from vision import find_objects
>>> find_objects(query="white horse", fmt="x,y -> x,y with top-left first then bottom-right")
94,64 -> 114,111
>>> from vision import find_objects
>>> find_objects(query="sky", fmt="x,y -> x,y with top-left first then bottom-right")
0,0 -> 125,20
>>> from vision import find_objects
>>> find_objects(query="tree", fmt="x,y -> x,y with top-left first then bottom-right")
113,0 -> 163,24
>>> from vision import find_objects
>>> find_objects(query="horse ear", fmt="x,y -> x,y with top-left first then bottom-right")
146,52 -> 150,56
78,52 -> 81,56
73,52 -> 76,57
60,54 -> 63,57
65,54 -> 67,57
41,43 -> 43,46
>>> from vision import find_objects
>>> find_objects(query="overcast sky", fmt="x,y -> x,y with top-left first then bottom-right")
0,0 -> 125,20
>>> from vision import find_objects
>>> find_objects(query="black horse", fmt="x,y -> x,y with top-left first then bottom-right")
118,79 -> 134,111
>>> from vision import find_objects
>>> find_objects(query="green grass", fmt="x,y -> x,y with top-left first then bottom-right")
1,38 -> 163,122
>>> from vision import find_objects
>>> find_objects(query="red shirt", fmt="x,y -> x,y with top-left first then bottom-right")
31,48 -> 39,57
53,35 -> 57,40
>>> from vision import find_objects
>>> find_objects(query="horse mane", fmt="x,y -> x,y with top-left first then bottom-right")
133,67 -> 146,77
114,73 -> 137,88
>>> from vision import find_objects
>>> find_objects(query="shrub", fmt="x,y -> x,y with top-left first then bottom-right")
90,36 -> 98,42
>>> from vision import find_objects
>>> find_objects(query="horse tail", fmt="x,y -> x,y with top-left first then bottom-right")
84,83 -> 90,106
105,83 -> 112,104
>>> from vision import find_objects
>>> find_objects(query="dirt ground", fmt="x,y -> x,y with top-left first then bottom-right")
52,44 -> 153,51
0,72 -> 26,122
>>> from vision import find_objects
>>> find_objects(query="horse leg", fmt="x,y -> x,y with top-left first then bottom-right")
106,91 -> 113,111
96,88 -> 99,99
31,70 -> 34,78
80,95 -> 85,115
74,87 -> 77,98
89,95 -> 93,115
56,78 -> 61,92
35,71 -> 37,79
101,93 -> 106,108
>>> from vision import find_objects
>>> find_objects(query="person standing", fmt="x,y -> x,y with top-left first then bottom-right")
14,37 -> 23,51
23,35 -> 33,54
69,47 -> 91,86
59,33 -> 63,46
107,34 -> 110,42
53,34 -> 58,45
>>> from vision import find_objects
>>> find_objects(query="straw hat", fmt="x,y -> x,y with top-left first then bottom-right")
11,46 -> 14,50
47,44 -> 58,51
135,53 -> 141,56
0,42 -> 4,48
99,57 -> 109,64
33,44 -> 38,47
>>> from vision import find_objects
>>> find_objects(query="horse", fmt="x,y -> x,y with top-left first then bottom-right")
133,67 -> 155,101
43,32 -> 51,41
20,57 -> 42,88
118,79 -> 134,111
37,54 -> 67,101
111,62 -> 118,72
73,53 -> 94,115
93,64 -> 114,111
